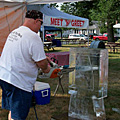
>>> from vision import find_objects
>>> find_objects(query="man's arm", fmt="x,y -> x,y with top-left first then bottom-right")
36,57 -> 61,79
36,58 -> 50,73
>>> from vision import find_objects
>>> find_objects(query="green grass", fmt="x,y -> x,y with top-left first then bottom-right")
106,51 -> 120,119
109,59 -> 120,71
44,45 -> 120,119
45,45 -> 120,120
44,44 -> 88,53
0,45 -> 120,120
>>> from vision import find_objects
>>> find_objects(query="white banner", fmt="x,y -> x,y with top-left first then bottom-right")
44,16 -> 88,29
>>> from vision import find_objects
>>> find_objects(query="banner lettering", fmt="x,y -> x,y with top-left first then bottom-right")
50,17 -> 85,27
51,18 -> 63,26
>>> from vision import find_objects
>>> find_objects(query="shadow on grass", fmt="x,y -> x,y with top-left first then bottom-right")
109,58 -> 120,71
27,96 -> 69,120
45,49 -> 63,53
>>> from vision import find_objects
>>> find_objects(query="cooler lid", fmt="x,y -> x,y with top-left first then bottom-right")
34,81 -> 50,91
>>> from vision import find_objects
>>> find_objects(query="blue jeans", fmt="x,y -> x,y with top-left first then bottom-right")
0,79 -> 32,120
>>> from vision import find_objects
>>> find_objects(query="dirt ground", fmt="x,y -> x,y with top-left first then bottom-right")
0,65 -> 120,120
27,66 -> 120,120
27,72 -> 70,120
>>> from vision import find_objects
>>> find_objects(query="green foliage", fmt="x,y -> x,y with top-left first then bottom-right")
100,25 -> 107,34
52,1 -> 120,27
50,3 -> 59,8
90,0 -> 120,24
91,0 -> 120,42
61,2 -> 94,21
52,1 -> 120,42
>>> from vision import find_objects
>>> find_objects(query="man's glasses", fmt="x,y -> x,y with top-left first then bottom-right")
38,20 -> 43,25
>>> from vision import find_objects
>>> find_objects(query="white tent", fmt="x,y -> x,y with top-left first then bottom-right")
0,0 -> 89,54
113,23 -> 120,37
27,4 -> 89,40
0,1 -> 26,53
1,0 -> 92,4
113,23 -> 120,28
27,4 -> 89,29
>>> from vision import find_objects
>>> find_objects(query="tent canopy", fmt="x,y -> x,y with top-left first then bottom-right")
40,26 -> 62,40
113,23 -> 120,28
27,4 -> 89,29
0,1 -> 26,53
0,1 -> 89,54
27,4 -> 89,40
1,0 -> 92,4
41,26 -> 62,32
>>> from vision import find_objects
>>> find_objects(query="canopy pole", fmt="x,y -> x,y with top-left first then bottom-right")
42,25 -> 45,42
61,31 -> 62,39
42,14 -> 45,42
87,19 -> 89,46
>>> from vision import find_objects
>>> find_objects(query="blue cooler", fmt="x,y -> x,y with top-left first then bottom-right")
33,81 -> 50,105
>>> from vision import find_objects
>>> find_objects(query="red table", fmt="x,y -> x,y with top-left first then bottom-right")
46,52 -> 69,66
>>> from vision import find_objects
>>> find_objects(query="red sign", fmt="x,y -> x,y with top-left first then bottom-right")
71,20 -> 85,27
65,19 -> 71,26
51,18 -> 63,26
50,17 -> 85,27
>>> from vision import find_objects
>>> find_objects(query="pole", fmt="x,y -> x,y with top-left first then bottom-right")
87,19 -> 89,46
42,14 -> 45,42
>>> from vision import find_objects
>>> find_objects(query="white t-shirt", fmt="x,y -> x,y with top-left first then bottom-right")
0,26 -> 46,92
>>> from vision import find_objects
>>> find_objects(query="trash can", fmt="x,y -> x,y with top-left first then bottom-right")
89,40 -> 105,65
56,40 -> 61,47
52,39 -> 61,47
52,39 -> 57,46
90,40 -> 105,49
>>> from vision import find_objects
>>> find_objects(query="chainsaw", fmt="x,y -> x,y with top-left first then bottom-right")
38,59 -> 74,79
38,60 -> 62,79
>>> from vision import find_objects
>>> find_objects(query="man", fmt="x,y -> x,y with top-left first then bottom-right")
0,10 -> 52,120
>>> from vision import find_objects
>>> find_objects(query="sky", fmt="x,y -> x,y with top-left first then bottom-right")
57,3 -> 62,10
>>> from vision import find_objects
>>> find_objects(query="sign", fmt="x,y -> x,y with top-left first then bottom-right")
43,16 -> 88,29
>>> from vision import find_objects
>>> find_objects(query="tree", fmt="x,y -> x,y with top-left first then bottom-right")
60,0 -> 120,42
90,0 -> 120,42
60,1 -> 95,31
61,1 -> 94,22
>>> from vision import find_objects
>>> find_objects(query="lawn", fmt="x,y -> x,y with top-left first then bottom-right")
0,45 -> 120,120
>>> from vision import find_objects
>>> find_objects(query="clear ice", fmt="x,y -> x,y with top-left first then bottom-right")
68,48 -> 108,120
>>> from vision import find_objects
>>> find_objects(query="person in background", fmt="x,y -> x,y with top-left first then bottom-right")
0,10 -> 55,120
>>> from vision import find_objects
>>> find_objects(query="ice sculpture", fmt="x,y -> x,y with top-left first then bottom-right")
69,48 -> 108,120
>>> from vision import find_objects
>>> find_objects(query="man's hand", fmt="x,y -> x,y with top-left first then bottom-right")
46,56 -> 58,68
38,67 -> 61,79
46,56 -> 51,63
36,58 -> 50,73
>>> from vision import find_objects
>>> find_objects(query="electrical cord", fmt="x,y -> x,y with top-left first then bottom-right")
32,86 -> 38,120
34,105 -> 38,120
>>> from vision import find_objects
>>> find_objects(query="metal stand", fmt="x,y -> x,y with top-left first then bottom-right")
54,75 -> 64,96
53,67 -> 75,96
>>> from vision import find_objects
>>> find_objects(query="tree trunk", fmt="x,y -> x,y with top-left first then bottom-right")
107,20 -> 114,42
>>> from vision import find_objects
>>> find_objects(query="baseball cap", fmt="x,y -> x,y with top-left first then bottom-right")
25,10 -> 43,20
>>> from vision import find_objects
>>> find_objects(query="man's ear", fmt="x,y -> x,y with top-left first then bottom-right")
34,19 -> 37,24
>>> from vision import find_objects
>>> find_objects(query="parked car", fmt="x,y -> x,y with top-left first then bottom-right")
93,33 -> 119,41
68,34 -> 88,41
88,33 -> 98,39
93,33 -> 108,41
45,34 -> 55,42
45,33 -> 55,37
